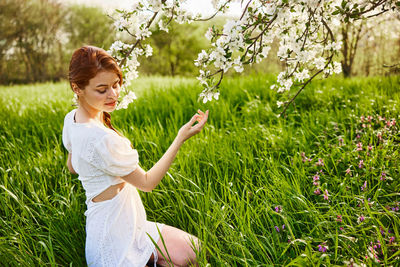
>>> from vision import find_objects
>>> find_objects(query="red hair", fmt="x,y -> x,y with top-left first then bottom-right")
68,46 -> 123,135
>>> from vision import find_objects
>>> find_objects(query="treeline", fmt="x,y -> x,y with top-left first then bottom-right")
0,0 -> 116,84
1,0 -> 399,85
0,0 -> 216,85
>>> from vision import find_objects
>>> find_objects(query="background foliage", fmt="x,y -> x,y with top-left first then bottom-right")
0,75 -> 399,265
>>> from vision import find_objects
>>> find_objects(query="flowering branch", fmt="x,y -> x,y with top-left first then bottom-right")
107,0 -> 400,112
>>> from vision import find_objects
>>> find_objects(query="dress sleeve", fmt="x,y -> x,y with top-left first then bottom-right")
93,133 -> 139,177
62,117 -> 72,153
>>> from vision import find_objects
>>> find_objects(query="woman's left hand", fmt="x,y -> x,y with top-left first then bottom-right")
177,109 -> 209,143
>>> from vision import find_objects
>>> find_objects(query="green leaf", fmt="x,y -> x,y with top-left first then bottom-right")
245,38 -> 253,44
349,13 -> 358,19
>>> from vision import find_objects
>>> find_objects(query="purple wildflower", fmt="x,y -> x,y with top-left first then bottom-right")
361,181 -> 367,191
380,226 -> 385,235
274,226 -> 280,232
318,244 -> 327,252
300,152 -> 310,163
356,142 -> 363,151
323,189 -> 329,200
338,137 -> 344,146
358,160 -> 364,169
314,188 -> 321,195
316,158 -> 324,166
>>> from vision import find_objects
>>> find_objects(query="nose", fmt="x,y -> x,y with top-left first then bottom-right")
109,87 -> 119,98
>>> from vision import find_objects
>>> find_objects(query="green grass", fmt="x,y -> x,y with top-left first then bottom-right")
0,74 -> 399,266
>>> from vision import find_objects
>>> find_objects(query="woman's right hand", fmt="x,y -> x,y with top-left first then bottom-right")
178,109 -> 209,143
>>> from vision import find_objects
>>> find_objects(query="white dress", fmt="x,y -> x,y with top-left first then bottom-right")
62,109 -> 164,267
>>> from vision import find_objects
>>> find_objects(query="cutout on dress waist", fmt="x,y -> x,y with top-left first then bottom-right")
91,183 -> 128,204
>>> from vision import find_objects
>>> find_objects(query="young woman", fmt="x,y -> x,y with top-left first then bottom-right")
62,46 -> 208,267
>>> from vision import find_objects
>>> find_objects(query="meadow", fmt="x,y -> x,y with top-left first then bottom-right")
0,74 -> 399,266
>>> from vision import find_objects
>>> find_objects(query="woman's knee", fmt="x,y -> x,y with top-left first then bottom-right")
176,234 -> 199,266
154,225 -> 201,266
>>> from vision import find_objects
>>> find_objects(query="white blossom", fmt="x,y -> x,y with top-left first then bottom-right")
234,65 -> 244,73
114,16 -> 131,31
195,50 -> 208,67
158,20 -> 169,32
200,90 -> 220,103
116,90 -> 137,110
72,94 -> 78,106
294,69 -> 310,82
314,57 -> 326,70
333,61 -> 342,74
144,45 -> 153,57
205,27 -> 213,40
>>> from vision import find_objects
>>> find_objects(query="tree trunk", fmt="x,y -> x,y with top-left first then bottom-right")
341,25 -> 351,78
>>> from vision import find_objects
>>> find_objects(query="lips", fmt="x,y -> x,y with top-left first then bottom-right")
106,101 -> 116,106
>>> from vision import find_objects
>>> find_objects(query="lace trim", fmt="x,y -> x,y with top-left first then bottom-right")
82,135 -> 106,177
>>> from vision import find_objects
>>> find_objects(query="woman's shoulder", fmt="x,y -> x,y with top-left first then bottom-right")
97,129 -> 132,147
63,109 -> 75,123
63,109 -> 131,146
76,123 -> 113,143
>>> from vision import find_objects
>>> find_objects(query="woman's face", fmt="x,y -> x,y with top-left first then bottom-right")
74,71 -> 121,113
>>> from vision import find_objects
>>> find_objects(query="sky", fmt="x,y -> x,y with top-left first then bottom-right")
63,0 -> 242,17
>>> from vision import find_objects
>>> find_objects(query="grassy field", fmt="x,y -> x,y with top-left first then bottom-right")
0,74 -> 399,266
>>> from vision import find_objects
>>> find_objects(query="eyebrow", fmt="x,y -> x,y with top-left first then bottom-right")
96,79 -> 120,88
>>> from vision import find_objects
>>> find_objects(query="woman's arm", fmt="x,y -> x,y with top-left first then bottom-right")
122,135 -> 184,192
121,109 -> 209,192
67,153 -> 77,174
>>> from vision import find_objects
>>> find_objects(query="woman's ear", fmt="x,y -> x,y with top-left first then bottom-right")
71,83 -> 82,96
